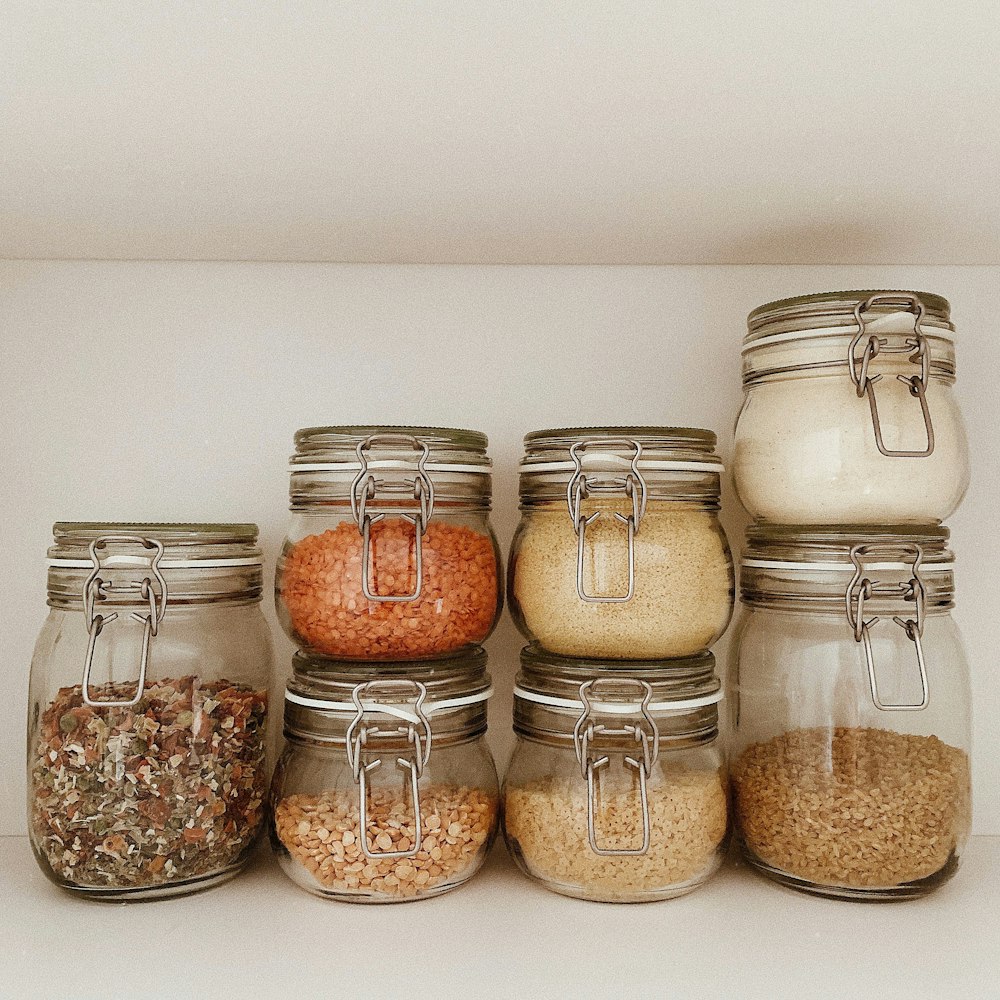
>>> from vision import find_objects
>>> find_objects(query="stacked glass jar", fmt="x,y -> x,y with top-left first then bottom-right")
730,291 -> 973,900
502,428 -> 735,900
269,427 -> 503,901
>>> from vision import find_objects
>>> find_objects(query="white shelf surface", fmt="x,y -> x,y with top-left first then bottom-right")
4,2 -> 1000,265
2,836 -> 997,999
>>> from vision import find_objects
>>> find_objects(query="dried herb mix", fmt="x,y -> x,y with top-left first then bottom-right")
31,676 -> 268,890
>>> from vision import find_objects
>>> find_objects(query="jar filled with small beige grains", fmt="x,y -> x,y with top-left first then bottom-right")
503,648 -> 729,902
270,651 -> 499,902
730,525 -> 972,900
509,428 -> 734,659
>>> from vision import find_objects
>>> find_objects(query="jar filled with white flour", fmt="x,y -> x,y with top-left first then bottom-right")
734,291 -> 969,524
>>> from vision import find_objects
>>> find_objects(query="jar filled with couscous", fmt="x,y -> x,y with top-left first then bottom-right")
508,427 -> 734,659
276,426 -> 503,661
730,525 -> 972,900
270,650 -> 499,902
502,647 -> 729,902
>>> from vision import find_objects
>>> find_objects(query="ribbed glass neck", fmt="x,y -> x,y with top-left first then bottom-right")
46,522 -> 263,607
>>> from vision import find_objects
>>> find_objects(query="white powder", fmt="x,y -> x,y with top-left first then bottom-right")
734,372 -> 968,523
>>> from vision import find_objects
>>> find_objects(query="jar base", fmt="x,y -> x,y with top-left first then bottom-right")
506,843 -> 720,903
44,859 -> 249,903
740,844 -> 961,901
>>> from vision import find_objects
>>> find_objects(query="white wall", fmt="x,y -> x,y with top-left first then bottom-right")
1,260 -> 996,835
4,2 -> 1000,264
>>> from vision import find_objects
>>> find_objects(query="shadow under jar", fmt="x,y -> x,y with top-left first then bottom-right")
734,290 -> 969,524
503,647 -> 729,902
730,525 -> 972,901
277,426 -> 502,660
27,523 -> 273,901
508,427 -> 734,659
270,650 -> 499,902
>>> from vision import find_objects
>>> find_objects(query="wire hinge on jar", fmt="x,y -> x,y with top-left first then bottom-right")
350,433 -> 436,603
566,438 -> 648,603
572,678 -> 660,856
848,293 -> 935,459
81,535 -> 168,708
345,679 -> 433,860
846,543 -> 929,712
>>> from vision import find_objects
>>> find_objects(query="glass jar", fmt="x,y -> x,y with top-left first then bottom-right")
503,647 -> 729,902
730,525 -> 972,900
27,523 -> 272,901
734,290 -> 970,524
276,426 -> 502,660
270,650 -> 499,901
509,427 -> 734,659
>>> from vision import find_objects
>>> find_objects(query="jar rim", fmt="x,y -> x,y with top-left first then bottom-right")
517,645 -> 720,708
291,425 -> 490,465
524,426 -> 717,448
52,522 -> 259,544
746,289 -> 953,341
743,524 -> 952,565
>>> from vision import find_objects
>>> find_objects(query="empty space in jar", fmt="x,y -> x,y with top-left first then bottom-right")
273,785 -> 497,899
503,766 -> 728,898
512,501 -> 732,658
280,518 -> 499,659
732,726 -> 971,890
31,676 -> 268,890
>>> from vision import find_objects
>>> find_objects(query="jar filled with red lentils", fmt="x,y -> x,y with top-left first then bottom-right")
503,647 -> 729,902
509,427 -> 734,659
730,525 -> 972,900
269,649 -> 499,901
277,426 -> 502,660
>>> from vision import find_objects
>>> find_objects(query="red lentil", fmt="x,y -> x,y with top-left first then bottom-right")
280,519 -> 498,659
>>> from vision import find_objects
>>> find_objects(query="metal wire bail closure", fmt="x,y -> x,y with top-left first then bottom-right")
566,438 -> 648,603
848,293 -> 935,459
572,678 -> 660,856
846,543 -> 929,712
81,535 -> 168,708
345,680 -> 433,860
349,433 -> 436,603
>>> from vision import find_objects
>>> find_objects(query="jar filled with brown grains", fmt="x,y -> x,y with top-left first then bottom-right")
730,525 -> 972,900
503,648 -> 729,902
270,650 -> 499,902
276,426 -> 502,661
27,524 -> 273,901
508,427 -> 734,659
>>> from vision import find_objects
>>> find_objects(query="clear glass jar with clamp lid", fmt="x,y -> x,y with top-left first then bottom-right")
27,523 -> 272,901
270,649 -> 499,901
734,291 -> 970,524
277,426 -> 502,661
502,647 -> 729,902
730,525 -> 972,900
509,427 -> 734,659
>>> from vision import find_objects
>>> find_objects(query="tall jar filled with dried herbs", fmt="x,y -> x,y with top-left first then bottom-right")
27,524 -> 273,901
730,525 -> 972,900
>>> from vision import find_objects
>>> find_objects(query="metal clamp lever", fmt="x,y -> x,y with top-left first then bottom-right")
849,293 -> 935,458
345,680 -> 432,860
846,543 -> 929,711
81,535 -> 167,708
573,678 -> 659,856
566,438 -> 648,603
350,434 -> 435,602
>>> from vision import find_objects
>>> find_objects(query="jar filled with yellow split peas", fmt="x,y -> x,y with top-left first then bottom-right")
503,647 -> 729,902
509,427 -> 734,659
276,426 -> 502,661
270,650 -> 499,901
